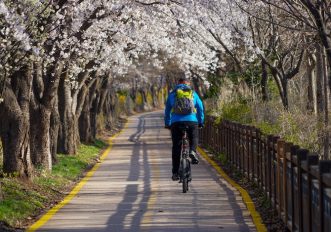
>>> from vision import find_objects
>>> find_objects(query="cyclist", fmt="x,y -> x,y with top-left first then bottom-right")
164,77 -> 204,181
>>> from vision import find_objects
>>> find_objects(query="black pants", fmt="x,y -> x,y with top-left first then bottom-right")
171,121 -> 198,174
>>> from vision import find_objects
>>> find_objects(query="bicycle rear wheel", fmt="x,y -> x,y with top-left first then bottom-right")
182,177 -> 188,193
181,158 -> 190,193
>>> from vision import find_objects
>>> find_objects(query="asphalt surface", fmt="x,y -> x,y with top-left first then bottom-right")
35,111 -> 256,232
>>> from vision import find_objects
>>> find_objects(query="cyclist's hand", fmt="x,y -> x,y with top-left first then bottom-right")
198,123 -> 204,129
164,125 -> 171,130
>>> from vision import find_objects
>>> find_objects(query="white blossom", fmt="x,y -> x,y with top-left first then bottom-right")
0,0 -> 260,96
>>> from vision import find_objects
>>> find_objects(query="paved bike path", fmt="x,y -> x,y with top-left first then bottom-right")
31,111 -> 257,232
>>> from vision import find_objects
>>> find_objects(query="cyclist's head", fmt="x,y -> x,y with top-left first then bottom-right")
178,77 -> 190,85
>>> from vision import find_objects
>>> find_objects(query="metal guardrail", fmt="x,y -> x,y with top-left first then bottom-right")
199,116 -> 331,232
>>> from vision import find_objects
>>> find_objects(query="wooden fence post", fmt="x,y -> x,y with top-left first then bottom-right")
256,128 -> 262,187
296,149 -> 309,232
224,121 -> 229,161
218,121 -> 222,154
272,136 -> 280,207
199,117 -> 331,232
318,161 -> 331,232
263,137 -> 268,195
229,121 -> 233,164
239,125 -> 244,172
277,139 -> 285,215
267,135 -> 273,200
235,123 -> 239,169
302,153 -> 319,232
282,142 -> 291,227
248,126 -> 252,180
287,144 -> 298,231
252,127 -> 255,181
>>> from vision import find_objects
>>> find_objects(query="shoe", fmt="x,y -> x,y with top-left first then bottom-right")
189,151 -> 199,164
172,173 -> 179,181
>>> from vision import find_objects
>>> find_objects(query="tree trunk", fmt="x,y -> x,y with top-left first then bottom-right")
314,43 -> 330,159
281,79 -> 289,110
79,85 -> 92,143
0,87 -> 32,176
0,181 -> 3,201
58,68 -> 98,151
322,47 -> 330,159
79,108 -> 91,143
0,65 -> 33,176
151,85 -> 159,108
30,105 -> 52,169
102,89 -> 117,130
269,68 -> 288,109
57,71 -> 77,154
90,91 -> 100,140
192,74 -> 203,98
261,60 -> 269,101
316,43 -> 325,116
306,55 -> 315,112
140,89 -> 148,111
0,69 -> 6,100
79,77 -> 100,143
301,2 -> 331,94
50,94 -> 60,163
261,49 -> 304,110
30,61 -> 64,170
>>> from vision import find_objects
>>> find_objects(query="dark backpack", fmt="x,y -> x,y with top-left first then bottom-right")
172,87 -> 196,114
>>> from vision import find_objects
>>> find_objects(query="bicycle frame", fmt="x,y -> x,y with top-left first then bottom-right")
181,130 -> 189,159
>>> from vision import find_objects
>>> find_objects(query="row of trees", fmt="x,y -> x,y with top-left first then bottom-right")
162,0 -> 331,158
1,0 -> 330,176
0,0 -> 219,177
168,0 -> 330,112
228,1 -> 331,158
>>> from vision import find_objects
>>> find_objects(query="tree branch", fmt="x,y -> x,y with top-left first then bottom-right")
206,29 -> 242,71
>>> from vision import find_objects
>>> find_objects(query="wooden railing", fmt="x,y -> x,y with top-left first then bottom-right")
199,116 -> 331,232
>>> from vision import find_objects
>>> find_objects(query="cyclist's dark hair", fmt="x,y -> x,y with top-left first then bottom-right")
178,77 -> 189,84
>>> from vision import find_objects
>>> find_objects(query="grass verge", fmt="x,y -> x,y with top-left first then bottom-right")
0,139 -> 107,230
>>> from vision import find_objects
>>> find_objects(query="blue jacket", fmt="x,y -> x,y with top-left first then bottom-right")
164,84 -> 204,126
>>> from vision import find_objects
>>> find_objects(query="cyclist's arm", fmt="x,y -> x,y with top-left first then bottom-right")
194,92 -> 204,124
164,94 -> 173,126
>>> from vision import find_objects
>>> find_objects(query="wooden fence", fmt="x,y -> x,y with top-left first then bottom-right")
199,116 -> 331,232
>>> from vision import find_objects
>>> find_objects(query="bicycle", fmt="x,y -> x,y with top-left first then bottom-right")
178,127 -> 192,193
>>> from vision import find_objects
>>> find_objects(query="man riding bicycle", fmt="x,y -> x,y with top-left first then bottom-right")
164,77 -> 204,181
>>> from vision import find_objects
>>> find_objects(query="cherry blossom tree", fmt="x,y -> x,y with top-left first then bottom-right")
0,0 -> 222,175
